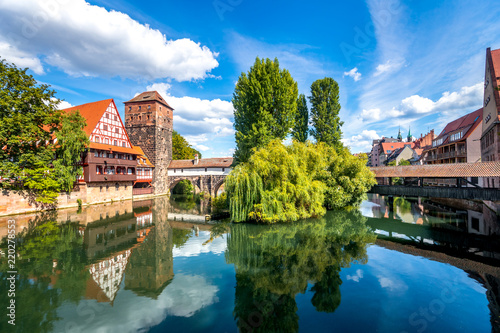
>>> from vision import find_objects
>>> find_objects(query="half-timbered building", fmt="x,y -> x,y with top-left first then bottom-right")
63,99 -> 140,200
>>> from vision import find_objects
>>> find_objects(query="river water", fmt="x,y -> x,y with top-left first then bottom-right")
1,194 -> 499,332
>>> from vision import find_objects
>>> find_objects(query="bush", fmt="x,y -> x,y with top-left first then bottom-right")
172,179 -> 194,195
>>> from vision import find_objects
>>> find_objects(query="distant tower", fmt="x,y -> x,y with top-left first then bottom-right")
397,126 -> 402,142
124,91 -> 173,195
407,126 -> 413,142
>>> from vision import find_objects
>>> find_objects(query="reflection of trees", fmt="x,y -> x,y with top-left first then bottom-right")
0,220 -> 87,332
226,210 -> 376,332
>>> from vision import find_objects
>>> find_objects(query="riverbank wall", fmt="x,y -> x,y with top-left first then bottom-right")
0,183 -> 168,217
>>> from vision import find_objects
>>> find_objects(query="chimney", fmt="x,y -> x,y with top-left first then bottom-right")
194,154 -> 199,165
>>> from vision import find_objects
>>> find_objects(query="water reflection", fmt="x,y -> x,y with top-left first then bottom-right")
226,210 -> 376,332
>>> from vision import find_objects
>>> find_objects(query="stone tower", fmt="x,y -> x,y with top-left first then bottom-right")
124,91 -> 173,195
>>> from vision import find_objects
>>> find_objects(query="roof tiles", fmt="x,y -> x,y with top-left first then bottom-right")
371,162 -> 500,177
168,157 -> 233,169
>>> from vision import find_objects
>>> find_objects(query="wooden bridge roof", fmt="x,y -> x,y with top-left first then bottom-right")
370,162 -> 500,178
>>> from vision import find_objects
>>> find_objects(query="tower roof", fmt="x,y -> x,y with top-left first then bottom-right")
124,91 -> 173,109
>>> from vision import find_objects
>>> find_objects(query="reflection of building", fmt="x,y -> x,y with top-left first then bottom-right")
86,249 -> 131,304
125,221 -> 174,299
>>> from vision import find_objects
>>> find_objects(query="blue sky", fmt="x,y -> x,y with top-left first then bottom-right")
1,0 -> 499,155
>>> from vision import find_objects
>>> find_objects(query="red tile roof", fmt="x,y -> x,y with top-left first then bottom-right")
380,142 -> 414,154
436,108 -> 482,143
168,157 -> 233,169
125,91 -> 173,109
133,146 -> 154,167
62,99 -> 113,136
489,48 -> 500,121
89,142 -> 139,155
371,162 -> 500,177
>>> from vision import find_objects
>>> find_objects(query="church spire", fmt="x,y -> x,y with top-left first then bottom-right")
397,126 -> 402,142
407,126 -> 412,142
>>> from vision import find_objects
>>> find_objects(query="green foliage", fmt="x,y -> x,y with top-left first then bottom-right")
399,159 -> 411,166
319,147 -> 377,210
226,139 -> 327,223
172,228 -> 193,248
172,179 -> 194,195
226,140 -> 376,223
172,130 -> 201,160
309,77 -> 343,149
0,59 -> 88,203
226,210 -> 376,331
211,192 -> 229,215
292,94 -> 308,142
233,57 -> 298,163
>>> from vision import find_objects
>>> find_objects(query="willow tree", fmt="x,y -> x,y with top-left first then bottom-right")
225,140 -> 376,223
232,57 -> 298,163
309,77 -> 343,149
225,139 -> 328,223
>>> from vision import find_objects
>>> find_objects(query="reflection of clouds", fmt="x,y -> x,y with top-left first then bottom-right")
360,201 -> 380,218
55,274 -> 218,332
160,274 -> 219,317
347,269 -> 364,282
173,230 -> 227,257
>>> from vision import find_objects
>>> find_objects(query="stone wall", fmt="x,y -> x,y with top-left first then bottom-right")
0,181 -> 134,216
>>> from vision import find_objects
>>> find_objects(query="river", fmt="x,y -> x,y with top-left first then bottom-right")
0,194 -> 498,332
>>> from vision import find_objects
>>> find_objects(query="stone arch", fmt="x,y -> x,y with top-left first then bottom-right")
213,178 -> 226,197
169,177 -> 200,194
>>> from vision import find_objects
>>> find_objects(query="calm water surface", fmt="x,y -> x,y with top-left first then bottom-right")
1,194 -> 499,332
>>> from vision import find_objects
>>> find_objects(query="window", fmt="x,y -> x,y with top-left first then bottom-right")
127,167 -> 135,175
105,138 -> 109,144
95,136 -> 100,143
148,105 -> 151,110
105,113 -> 109,119
115,183 -> 119,191
114,115 -> 117,120
94,151 -> 99,157
96,166 -> 102,174
387,150 -> 391,153
100,186 -> 103,192
114,140 -> 118,146
115,128 -> 120,134
128,106 -> 131,111
450,131 -> 463,141
122,142 -> 126,147
222,168 -> 225,172
105,166 -> 115,174
139,106 -> 141,110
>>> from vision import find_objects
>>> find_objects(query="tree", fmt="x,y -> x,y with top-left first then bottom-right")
292,94 -> 308,142
172,130 -> 201,160
309,77 -> 343,149
226,139 -> 328,223
225,140 -> 376,223
233,57 -> 298,163
0,59 -> 88,204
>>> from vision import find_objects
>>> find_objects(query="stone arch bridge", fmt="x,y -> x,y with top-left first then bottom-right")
166,157 -> 233,197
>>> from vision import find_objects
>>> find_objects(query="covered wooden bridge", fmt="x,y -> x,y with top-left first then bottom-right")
369,162 -> 500,200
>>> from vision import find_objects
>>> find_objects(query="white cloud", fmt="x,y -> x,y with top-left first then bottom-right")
342,129 -> 381,152
374,59 -> 405,77
359,82 -> 483,123
0,41 -> 44,74
346,269 -> 364,282
0,0 -> 218,81
56,100 -> 72,109
146,83 -> 235,138
344,67 -> 362,81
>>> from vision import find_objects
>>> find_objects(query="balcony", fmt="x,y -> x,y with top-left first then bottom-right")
84,154 -> 137,167
86,173 -> 137,183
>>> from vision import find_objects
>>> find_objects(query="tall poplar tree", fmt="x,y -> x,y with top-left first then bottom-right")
292,94 -> 308,142
232,57 -> 298,163
309,78 -> 343,149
